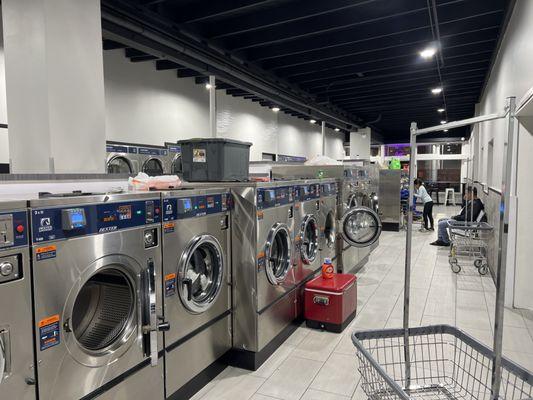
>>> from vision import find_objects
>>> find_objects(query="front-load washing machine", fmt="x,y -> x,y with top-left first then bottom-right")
293,180 -> 322,286
106,141 -> 139,174
229,181 -> 298,370
161,188 -> 232,399
29,192 -> 168,400
0,200 -> 35,400
319,179 -> 338,266
138,145 -> 167,176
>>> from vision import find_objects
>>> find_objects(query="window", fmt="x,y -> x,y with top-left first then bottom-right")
417,145 -> 434,154
440,143 -> 461,155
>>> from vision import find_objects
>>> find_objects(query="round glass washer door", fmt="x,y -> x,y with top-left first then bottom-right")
143,158 -> 164,176
341,207 -> 382,248
171,154 -> 182,174
324,211 -> 336,248
178,235 -> 224,314
265,223 -> 292,285
107,156 -> 132,174
299,215 -> 319,264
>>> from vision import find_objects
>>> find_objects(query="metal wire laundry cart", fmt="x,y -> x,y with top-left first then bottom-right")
352,97 -> 533,400
447,220 -> 493,275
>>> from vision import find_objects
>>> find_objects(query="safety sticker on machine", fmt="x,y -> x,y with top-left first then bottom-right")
164,222 -> 175,234
36,245 -> 57,261
39,315 -> 60,351
165,273 -> 177,297
257,251 -> 266,271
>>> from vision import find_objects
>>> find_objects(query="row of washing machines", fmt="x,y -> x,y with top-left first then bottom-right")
0,178 -> 381,400
106,141 -> 182,175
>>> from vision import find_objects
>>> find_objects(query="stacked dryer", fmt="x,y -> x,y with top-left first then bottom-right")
229,181 -> 299,370
160,188 -> 232,399
0,200 -> 35,400
28,192 -> 167,400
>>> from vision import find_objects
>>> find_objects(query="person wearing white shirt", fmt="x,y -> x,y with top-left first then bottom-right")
414,179 -> 434,232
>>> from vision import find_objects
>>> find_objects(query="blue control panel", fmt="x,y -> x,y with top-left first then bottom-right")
257,186 -> 294,210
295,184 -> 320,202
31,199 -> 161,243
138,147 -> 168,156
0,211 -> 28,248
106,144 -> 138,154
163,193 -> 231,221
167,145 -> 181,153
321,183 -> 337,197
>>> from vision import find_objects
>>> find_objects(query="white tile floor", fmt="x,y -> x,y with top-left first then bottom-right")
192,206 -> 533,400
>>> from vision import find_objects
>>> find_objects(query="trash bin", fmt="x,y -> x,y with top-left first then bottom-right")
178,138 -> 252,182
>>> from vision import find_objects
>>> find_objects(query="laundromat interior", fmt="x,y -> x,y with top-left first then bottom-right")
2,1 -> 533,399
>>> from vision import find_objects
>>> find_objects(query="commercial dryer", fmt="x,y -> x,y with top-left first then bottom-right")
229,181 -> 298,370
138,145 -> 168,176
29,192 -> 168,400
0,200 -> 35,400
165,143 -> 182,175
161,188 -> 232,399
319,179 -> 338,265
106,141 -> 139,174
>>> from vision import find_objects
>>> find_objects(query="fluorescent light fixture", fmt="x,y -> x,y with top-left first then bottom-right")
272,107 -> 280,112
205,83 -> 213,90
420,47 -> 437,59
334,128 -> 340,132
440,120 -> 447,124
437,108 -> 445,113
431,87 -> 442,94
310,119 -> 316,124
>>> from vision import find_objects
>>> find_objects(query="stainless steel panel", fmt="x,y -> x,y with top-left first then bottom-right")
257,288 -> 298,351
96,362 -> 164,400
0,247 -> 35,400
378,170 -> 402,224
319,195 -> 337,263
165,315 -> 231,396
31,224 -> 163,400
294,199 -> 321,284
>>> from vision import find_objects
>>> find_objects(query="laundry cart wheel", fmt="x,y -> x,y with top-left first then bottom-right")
474,259 -> 483,268
478,264 -> 488,276
449,257 -> 461,273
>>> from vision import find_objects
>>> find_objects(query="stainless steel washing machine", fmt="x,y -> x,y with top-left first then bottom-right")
293,180 -> 322,286
229,181 -> 298,370
319,179 -> 338,265
138,145 -> 167,176
161,188 -> 231,399
0,200 -> 36,400
29,192 -> 168,400
106,141 -> 139,174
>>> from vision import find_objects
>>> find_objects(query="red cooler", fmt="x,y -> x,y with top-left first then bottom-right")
304,274 -> 357,333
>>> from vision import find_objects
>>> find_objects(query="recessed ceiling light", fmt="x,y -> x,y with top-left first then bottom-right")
437,108 -> 445,113
310,119 -> 316,124
205,83 -> 213,90
431,87 -> 442,94
334,128 -> 340,132
461,137 -> 466,141
444,129 -> 449,132
272,107 -> 280,112
420,47 -> 437,59
440,120 -> 447,124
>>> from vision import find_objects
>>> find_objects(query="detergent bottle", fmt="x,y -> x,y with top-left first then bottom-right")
321,258 -> 334,279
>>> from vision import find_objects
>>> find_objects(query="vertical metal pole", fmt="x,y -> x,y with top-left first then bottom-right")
321,121 -> 326,156
403,122 -> 417,389
490,97 -> 516,400
209,75 -> 216,138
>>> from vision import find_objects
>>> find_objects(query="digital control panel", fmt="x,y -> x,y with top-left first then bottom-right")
0,211 -> 28,249
31,199 -> 161,243
257,186 -> 293,210
163,193 -> 231,221
295,184 -> 320,202
321,183 -> 338,197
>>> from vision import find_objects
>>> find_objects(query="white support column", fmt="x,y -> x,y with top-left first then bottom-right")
2,0 -> 107,173
321,121 -> 326,156
209,75 -> 216,138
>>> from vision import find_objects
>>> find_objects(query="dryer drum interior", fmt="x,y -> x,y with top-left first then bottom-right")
143,158 -> 163,176
300,215 -> 319,264
341,208 -> 382,248
107,156 -> 132,174
71,268 -> 136,353
171,154 -> 182,174
324,211 -> 336,248
265,224 -> 291,284
180,238 -> 223,312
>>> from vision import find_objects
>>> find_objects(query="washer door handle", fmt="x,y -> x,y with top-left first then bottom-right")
141,259 -> 158,367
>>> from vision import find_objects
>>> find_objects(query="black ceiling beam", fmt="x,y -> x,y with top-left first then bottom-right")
124,47 -> 151,58
226,88 -> 249,96
176,69 -> 203,78
130,55 -> 158,62
156,60 -> 183,70
103,39 -> 126,50
347,97 -> 478,113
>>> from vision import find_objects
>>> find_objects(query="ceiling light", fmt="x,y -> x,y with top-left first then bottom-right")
334,128 -> 340,132
420,47 -> 437,59
444,129 -> 449,132
205,83 -> 213,90
272,107 -> 280,112
431,87 -> 443,94
310,119 -> 316,124
461,137 -> 466,141
437,108 -> 445,113
440,120 -> 447,124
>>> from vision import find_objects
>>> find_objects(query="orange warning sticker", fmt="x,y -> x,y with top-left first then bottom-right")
36,245 -> 57,261
39,314 -> 60,328
257,251 -> 266,259
163,222 -> 175,233
165,273 -> 176,281
36,245 -> 57,254
256,211 -> 264,220
38,315 -> 60,351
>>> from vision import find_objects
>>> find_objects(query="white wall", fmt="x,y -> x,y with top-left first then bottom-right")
470,0 -> 533,309
0,11 -> 9,164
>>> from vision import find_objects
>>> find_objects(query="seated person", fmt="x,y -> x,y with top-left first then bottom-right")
431,187 -> 486,247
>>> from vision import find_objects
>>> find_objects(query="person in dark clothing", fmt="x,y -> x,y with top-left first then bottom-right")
414,178 -> 434,231
430,187 -> 486,247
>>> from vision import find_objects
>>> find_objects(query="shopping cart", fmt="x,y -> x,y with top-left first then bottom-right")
352,325 -> 533,400
446,220 -> 493,275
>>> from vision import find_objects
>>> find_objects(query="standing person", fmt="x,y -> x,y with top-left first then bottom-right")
414,178 -> 434,232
